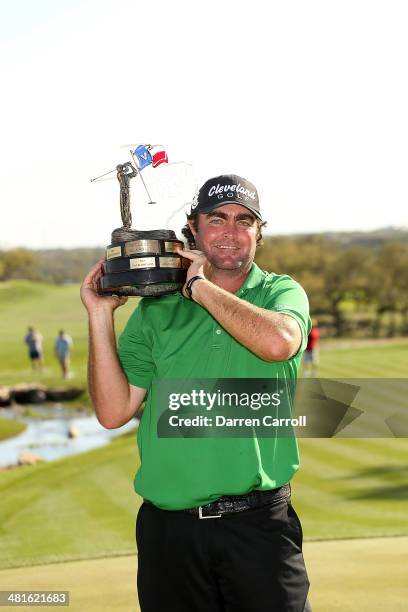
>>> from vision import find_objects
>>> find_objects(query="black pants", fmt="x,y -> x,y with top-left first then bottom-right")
136,497 -> 311,611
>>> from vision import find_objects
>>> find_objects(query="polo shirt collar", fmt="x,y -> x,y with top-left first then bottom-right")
235,262 -> 266,296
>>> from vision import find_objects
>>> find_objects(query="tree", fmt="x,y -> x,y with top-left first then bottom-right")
256,237 -> 374,336
370,242 -> 408,337
0,249 -> 40,281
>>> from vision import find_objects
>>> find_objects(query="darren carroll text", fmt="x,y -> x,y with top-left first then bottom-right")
168,415 -> 307,428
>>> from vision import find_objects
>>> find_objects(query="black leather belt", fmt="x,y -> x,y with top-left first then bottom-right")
144,483 -> 291,519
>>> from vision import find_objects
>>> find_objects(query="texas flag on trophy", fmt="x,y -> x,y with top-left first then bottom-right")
133,144 -> 152,170
150,145 -> 168,168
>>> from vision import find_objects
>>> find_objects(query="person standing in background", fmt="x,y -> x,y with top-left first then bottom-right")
54,330 -> 73,379
24,326 -> 44,372
303,319 -> 320,377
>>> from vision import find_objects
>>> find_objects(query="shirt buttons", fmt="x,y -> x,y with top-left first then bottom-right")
215,329 -> 222,335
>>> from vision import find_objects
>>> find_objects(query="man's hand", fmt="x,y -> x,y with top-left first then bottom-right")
176,248 -> 301,361
80,258 -> 128,313
175,248 -> 212,299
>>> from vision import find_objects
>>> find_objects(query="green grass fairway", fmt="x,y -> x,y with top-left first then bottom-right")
295,439 -> 408,540
1,433 -> 408,569
0,431 -> 141,570
1,538 -> 407,612
0,280 -> 137,388
317,338 -> 408,378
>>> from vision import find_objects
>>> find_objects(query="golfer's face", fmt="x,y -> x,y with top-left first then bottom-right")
194,204 -> 258,271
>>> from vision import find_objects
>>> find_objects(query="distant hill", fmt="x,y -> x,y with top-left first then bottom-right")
271,226 -> 408,249
34,247 -> 104,283
1,227 -> 405,283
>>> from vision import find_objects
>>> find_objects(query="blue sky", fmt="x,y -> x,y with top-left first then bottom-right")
1,0 -> 407,248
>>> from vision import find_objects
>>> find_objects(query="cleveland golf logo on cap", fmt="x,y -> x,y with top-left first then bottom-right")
208,183 -> 257,201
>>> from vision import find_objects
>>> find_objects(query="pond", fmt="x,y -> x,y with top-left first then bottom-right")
0,408 -> 137,467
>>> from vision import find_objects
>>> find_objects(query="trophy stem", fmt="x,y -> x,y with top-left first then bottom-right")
138,172 -> 155,205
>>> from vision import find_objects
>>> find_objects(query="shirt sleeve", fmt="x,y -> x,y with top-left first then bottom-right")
117,301 -> 155,390
262,275 -> 311,356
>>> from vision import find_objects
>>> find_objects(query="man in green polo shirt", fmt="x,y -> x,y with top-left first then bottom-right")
81,174 -> 312,612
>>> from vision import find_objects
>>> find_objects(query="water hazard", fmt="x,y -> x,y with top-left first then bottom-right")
0,407 -> 137,467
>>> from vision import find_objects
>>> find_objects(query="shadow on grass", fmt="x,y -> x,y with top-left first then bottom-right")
341,464 -> 408,500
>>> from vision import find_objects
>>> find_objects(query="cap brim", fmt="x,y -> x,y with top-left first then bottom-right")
197,200 -> 263,220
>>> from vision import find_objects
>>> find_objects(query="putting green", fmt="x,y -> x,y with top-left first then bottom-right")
304,536 -> 408,611
0,537 -> 407,611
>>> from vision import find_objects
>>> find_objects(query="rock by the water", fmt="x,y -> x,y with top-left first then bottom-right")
6,384 -> 84,406
0,386 -> 11,407
45,387 -> 84,402
18,451 -> 44,466
11,383 -> 47,404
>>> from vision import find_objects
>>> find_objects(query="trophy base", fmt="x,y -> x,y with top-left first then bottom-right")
99,284 -> 181,297
99,228 -> 188,297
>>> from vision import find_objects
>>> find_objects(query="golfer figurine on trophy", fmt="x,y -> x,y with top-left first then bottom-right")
91,144 -> 189,297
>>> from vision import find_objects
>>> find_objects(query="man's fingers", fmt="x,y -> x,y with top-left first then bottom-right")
175,248 -> 203,261
179,251 -> 195,261
83,258 -> 105,285
85,259 -> 104,280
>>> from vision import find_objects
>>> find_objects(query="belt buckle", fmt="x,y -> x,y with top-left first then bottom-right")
198,505 -> 222,519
